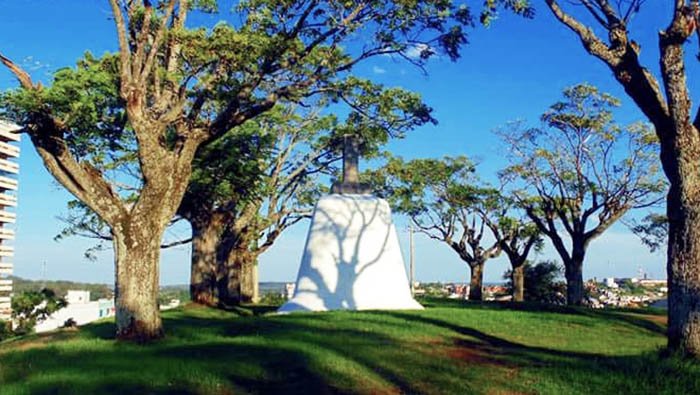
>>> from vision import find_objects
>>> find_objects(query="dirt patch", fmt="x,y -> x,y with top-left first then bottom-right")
428,337 -> 522,371
447,344 -> 512,367
637,314 -> 667,326
444,339 -> 532,394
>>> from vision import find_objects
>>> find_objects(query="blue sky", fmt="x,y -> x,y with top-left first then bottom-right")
1,1 -> 692,285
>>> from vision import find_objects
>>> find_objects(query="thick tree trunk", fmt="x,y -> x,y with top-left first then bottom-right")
189,217 -> 224,307
216,233 -> 242,307
468,262 -> 484,301
564,252 -> 584,306
219,248 -> 260,305
239,255 -> 259,304
512,264 -> 525,302
113,230 -> 163,342
665,126 -> 700,356
110,138 -> 200,342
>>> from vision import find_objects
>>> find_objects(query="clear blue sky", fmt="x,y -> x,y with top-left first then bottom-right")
1,1 -> 692,285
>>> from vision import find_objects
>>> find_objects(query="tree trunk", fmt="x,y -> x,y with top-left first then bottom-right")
216,230 -> 242,307
189,216 -> 224,307
219,248 -> 260,305
468,262 -> 484,301
564,250 -> 584,305
113,230 -> 163,342
512,264 -> 525,302
665,127 -> 700,355
239,255 -> 259,304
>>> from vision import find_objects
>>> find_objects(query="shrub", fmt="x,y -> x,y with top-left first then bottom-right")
12,289 -> 67,335
0,319 -> 13,341
259,292 -> 286,306
504,260 -> 566,304
63,318 -> 77,328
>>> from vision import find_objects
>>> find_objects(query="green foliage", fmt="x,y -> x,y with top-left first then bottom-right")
0,319 -> 12,341
369,155 -> 478,218
499,84 -> 665,270
1,0 -> 533,187
481,0 -> 535,26
369,155 -> 511,274
11,289 -> 67,335
501,84 -> 664,216
259,291 -> 286,306
629,213 -> 668,253
504,261 -> 566,304
1,0 -> 537,338
1,53 -> 132,168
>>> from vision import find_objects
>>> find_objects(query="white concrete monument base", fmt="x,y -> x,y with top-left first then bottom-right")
278,194 -> 423,312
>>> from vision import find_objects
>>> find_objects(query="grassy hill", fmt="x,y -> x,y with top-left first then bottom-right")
0,298 -> 697,394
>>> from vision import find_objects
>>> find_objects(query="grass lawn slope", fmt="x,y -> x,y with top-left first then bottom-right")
0,298 -> 697,394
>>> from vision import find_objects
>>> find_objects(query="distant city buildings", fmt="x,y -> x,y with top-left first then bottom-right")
586,277 -> 668,309
604,278 -> 619,288
0,120 -> 20,322
414,277 -> 669,309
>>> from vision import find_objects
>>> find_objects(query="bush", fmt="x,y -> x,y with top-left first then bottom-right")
259,292 -> 286,306
0,319 -> 13,341
63,318 -> 77,328
504,260 -> 566,304
12,289 -> 67,335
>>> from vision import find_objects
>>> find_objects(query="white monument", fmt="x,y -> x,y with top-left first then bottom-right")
278,136 -> 422,312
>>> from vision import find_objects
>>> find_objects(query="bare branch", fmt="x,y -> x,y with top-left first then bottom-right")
0,53 -> 35,89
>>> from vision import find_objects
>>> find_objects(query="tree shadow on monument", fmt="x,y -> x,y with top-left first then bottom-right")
280,196 -> 398,312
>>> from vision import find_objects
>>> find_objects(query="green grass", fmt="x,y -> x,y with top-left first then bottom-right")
0,298 -> 697,395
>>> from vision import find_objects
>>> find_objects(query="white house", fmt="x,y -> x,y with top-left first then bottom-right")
35,290 -> 115,333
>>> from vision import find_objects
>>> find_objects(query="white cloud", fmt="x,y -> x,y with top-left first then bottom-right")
405,43 -> 431,60
372,65 -> 386,74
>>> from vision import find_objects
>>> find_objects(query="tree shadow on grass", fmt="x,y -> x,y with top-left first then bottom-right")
1,312 -> 494,395
5,304 -> 692,394
420,297 -> 667,336
385,311 -> 700,394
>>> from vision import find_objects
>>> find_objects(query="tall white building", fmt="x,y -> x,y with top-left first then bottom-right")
0,120 -> 20,322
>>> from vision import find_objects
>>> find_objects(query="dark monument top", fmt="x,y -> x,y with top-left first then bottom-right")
331,134 -> 371,194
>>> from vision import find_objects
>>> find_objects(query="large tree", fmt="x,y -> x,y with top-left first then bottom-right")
181,80 -> 432,307
371,156 -> 502,301
500,84 -> 664,306
544,0 -> 700,358
56,80 -> 433,307
0,0 -> 533,341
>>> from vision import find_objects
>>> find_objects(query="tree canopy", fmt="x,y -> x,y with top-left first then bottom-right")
500,83 -> 664,305
369,155 -> 504,300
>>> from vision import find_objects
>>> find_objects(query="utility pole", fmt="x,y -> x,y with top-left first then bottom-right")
408,224 -> 415,296
41,261 -> 47,288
